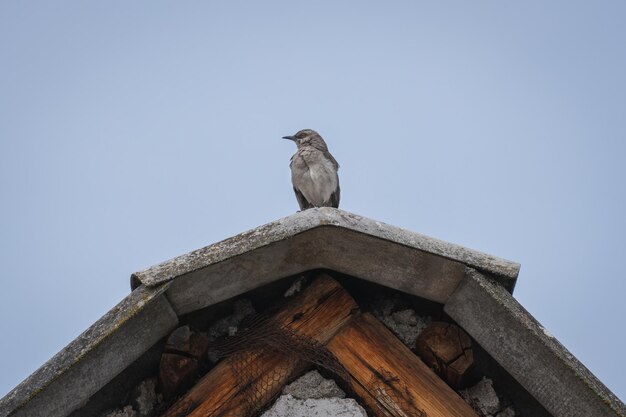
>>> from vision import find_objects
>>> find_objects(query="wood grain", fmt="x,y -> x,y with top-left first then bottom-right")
327,313 -> 478,417
159,274 -> 358,417
415,321 -> 473,388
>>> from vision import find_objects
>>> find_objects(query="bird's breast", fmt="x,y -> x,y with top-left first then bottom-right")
290,149 -> 339,206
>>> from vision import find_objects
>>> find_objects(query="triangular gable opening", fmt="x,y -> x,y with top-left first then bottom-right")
91,272 -> 549,417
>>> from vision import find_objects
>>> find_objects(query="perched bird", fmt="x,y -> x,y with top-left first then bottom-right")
282,129 -> 340,210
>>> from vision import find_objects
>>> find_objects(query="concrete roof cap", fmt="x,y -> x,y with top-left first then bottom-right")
131,208 -> 520,308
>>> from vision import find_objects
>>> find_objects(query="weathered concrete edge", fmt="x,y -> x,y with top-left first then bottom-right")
444,268 -> 626,417
132,208 -> 520,290
0,283 -> 177,417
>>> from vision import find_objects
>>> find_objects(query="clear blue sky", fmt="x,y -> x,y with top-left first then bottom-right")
1,1 -> 624,401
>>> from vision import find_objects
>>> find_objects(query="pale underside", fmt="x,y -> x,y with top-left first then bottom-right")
290,147 -> 340,209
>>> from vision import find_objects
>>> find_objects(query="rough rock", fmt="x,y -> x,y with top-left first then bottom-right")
392,309 -> 419,326
284,277 -> 306,297
260,395 -> 368,417
370,297 -> 430,347
99,379 -> 161,417
261,370 -> 366,416
282,370 -> 345,399
207,299 -> 256,362
160,353 -> 197,400
165,326 -> 209,359
130,378 -> 159,417
495,406 -> 516,417
100,405 -> 136,417
160,324 -> 211,399
207,299 -> 256,340
460,378 -> 501,416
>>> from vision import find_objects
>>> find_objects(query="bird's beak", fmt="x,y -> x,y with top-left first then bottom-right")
282,135 -> 295,141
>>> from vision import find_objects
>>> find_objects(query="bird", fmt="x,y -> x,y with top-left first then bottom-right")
282,129 -> 340,210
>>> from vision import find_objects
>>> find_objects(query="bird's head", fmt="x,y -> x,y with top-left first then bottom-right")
282,129 -> 328,150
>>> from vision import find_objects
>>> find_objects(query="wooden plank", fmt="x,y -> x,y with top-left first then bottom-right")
159,274 -> 358,417
327,313 -> 478,417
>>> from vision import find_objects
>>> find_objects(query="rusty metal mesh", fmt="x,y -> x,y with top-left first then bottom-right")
210,314 -> 350,417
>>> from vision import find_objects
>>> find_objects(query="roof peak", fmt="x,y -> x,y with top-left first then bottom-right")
130,208 -> 519,317
132,207 -> 520,295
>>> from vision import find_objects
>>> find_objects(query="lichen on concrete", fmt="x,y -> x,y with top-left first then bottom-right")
133,208 -> 520,290
446,268 -> 626,417
0,285 -> 176,417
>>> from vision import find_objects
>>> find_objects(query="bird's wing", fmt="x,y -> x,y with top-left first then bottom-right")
329,183 -> 340,208
293,187 -> 313,210
323,150 -> 340,170
322,149 -> 340,207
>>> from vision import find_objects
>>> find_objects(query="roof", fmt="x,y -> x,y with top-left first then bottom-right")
0,208 -> 623,417
131,208 -> 519,315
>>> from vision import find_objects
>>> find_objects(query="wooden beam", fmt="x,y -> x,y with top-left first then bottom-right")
159,274 -> 358,417
327,313 -> 478,417
415,321 -> 474,388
